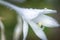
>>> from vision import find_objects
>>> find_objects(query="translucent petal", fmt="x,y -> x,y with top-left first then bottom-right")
32,15 -> 59,27
23,20 -> 29,40
13,16 -> 23,40
27,20 -> 47,40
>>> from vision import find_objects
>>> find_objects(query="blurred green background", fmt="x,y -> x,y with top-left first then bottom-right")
0,0 -> 60,40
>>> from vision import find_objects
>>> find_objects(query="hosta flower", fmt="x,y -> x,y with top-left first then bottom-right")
0,0 -> 59,40
22,8 -> 59,40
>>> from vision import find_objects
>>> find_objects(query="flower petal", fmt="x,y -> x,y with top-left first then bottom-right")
21,8 -> 57,20
32,15 -> 59,27
27,20 -> 47,40
21,8 -> 40,20
23,20 -> 29,40
13,16 -> 23,40
0,20 -> 5,40
40,8 -> 57,14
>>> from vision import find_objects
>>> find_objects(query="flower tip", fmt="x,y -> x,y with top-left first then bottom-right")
53,10 -> 57,13
52,23 -> 60,27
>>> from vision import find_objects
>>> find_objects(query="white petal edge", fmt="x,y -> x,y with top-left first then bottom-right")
32,14 -> 59,27
13,16 -> 23,40
40,8 -> 57,14
27,20 -> 48,40
0,20 -> 5,40
23,20 -> 29,40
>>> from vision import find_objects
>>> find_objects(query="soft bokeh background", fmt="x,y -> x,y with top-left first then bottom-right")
0,0 -> 60,40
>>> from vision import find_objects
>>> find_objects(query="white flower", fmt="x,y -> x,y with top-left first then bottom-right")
22,8 -> 59,40
0,1 -> 59,40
